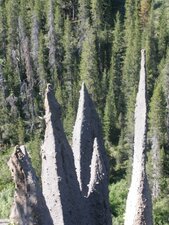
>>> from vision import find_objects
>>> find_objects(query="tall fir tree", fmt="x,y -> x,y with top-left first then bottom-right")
122,0 -> 141,155
143,4 -> 158,99
79,25 -> 100,104
103,12 -> 124,144
149,81 -> 167,199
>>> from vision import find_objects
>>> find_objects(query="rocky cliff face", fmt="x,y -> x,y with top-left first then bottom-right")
41,84 -> 85,225
72,83 -> 111,225
8,83 -> 111,225
8,145 -> 52,225
124,49 -> 153,225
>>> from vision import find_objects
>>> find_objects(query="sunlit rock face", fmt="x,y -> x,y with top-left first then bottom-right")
8,145 -> 52,225
41,84 -> 85,225
72,83 -> 111,225
9,83 -> 112,225
124,49 -> 153,225
72,83 -> 109,195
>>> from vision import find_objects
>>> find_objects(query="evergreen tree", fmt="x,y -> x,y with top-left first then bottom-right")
140,0 -> 152,27
78,0 -> 91,48
90,0 -> 103,29
149,81 -> 167,199
37,31 -> 47,96
158,3 -> 169,61
109,12 -> 124,115
143,4 -> 158,99
103,12 -> 124,144
122,0 -> 141,157
62,18 -> 77,100
0,3 -> 7,59
103,89 -> 118,144
79,25 -> 100,104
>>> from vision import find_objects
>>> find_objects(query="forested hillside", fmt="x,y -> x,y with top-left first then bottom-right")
0,0 -> 169,224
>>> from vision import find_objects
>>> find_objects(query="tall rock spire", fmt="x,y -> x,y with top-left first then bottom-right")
87,138 -> 112,225
72,83 -> 111,225
72,83 -> 109,195
8,145 -> 52,225
41,84 -> 84,225
124,49 -> 153,225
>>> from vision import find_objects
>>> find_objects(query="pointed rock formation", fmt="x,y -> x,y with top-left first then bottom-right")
41,84 -> 85,225
8,145 -> 52,225
72,83 -> 111,225
87,138 -> 112,225
72,83 -> 109,195
124,49 -> 153,225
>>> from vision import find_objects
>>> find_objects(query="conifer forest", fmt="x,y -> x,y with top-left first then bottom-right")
0,0 -> 169,224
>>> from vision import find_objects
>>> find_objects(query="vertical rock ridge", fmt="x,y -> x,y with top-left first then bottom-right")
87,138 -> 107,196
72,82 -> 109,196
72,83 -> 111,225
8,145 -> 52,225
124,49 -> 153,225
87,138 -> 112,225
41,84 -> 84,225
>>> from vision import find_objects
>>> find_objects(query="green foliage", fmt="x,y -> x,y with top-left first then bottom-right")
17,118 -> 25,145
27,135 -> 42,178
109,179 -> 128,224
0,148 -> 13,191
0,148 -> 14,218
153,197 -> 169,225
158,4 -> 169,60
79,25 -> 100,103
149,81 -> 167,144
63,102 -> 75,140
142,4 -> 158,98
0,184 -> 14,218
103,91 -> 118,144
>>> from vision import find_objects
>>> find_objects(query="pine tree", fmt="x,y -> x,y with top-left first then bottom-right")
78,0 -> 91,48
149,81 -> 167,199
0,3 -> 7,59
62,18 -> 77,100
122,0 -> 141,156
103,89 -> 118,144
158,3 -> 169,61
90,0 -> 103,29
37,31 -> 47,96
143,4 -> 158,98
5,0 -> 21,92
109,12 -> 124,115
79,25 -> 100,104
140,0 -> 152,27
103,12 -> 124,144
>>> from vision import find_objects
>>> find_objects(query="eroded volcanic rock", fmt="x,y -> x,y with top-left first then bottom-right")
72,83 -> 109,195
124,49 -> 153,225
41,84 -> 85,225
72,83 -> 111,225
8,145 -> 52,225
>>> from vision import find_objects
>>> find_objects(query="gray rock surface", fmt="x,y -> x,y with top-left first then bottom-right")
8,145 -> 52,225
72,83 -> 111,225
151,134 -> 161,199
0,219 -> 9,225
41,84 -> 85,225
87,138 -> 112,225
72,83 -> 109,195
124,49 -> 153,225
